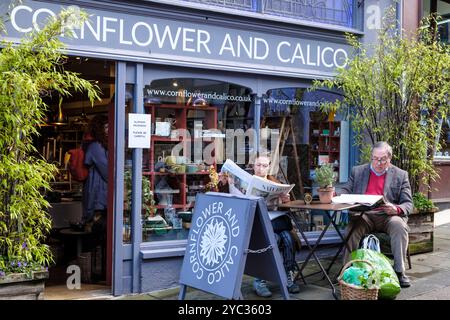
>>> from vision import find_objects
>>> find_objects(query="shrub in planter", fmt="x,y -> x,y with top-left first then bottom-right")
412,192 -> 438,213
0,7 -> 100,295
408,192 -> 438,255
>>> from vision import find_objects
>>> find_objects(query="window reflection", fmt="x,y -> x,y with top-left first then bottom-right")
142,78 -> 253,242
436,119 -> 450,158
262,87 -> 344,200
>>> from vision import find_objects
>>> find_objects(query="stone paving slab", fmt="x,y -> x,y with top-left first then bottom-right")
406,264 -> 438,279
410,254 -> 450,270
434,235 -> 450,246
409,285 -> 450,300
396,281 -> 443,300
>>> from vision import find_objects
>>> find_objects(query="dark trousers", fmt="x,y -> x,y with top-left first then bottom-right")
274,230 -> 297,273
89,209 -> 107,281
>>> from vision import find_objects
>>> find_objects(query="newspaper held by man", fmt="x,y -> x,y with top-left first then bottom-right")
331,194 -> 387,211
220,159 -> 295,205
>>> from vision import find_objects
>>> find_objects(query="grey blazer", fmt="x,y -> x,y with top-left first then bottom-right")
338,164 -> 413,216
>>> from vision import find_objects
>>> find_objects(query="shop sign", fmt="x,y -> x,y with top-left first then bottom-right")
128,113 -> 151,149
2,0 -> 352,77
179,193 -> 289,300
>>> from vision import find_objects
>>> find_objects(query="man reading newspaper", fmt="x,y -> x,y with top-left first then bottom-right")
337,142 -> 413,288
218,152 -> 299,297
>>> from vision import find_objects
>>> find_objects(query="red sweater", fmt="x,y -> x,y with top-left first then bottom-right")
365,171 -> 386,195
365,170 -> 402,214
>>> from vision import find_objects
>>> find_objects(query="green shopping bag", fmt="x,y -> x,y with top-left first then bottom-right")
351,248 -> 401,299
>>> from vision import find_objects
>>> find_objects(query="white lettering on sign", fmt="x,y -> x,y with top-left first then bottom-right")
11,5 -> 33,33
8,3 -> 349,69
32,7 -> 56,32
102,16 -> 117,42
219,33 -> 235,57
132,21 -> 153,47
188,201 -> 240,284
82,16 -> 101,42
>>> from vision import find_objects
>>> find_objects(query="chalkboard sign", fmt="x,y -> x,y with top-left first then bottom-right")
179,192 -> 289,300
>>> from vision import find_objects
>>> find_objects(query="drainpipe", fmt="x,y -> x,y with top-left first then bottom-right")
396,0 -> 403,38
429,0 -> 438,199
253,94 -> 261,152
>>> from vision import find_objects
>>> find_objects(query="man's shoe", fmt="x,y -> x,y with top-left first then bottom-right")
253,279 -> 272,298
286,270 -> 300,294
396,272 -> 411,288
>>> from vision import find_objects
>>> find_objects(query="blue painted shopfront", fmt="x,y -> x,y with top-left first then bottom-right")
2,0 -> 363,295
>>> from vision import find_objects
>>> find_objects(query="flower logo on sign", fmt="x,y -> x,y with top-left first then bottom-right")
199,218 -> 228,267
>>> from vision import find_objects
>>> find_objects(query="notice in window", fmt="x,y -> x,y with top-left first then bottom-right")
128,113 -> 151,149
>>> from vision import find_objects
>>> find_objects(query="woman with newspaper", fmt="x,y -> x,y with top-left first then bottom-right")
218,151 -> 300,297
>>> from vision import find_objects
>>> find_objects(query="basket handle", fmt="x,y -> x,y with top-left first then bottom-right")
338,259 -> 375,281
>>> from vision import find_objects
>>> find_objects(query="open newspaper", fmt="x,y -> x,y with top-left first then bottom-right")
220,159 -> 295,206
331,194 -> 387,211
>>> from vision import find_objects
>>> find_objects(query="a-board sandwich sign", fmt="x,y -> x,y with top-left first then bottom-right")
179,192 -> 289,300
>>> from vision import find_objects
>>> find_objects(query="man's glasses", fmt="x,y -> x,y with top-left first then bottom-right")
255,163 -> 270,168
372,158 -> 388,165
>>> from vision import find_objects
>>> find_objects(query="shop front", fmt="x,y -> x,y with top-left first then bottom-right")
2,0 -> 360,295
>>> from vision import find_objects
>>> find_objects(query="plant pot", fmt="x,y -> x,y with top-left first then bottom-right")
0,270 -> 48,300
318,187 -> 335,204
407,207 -> 438,255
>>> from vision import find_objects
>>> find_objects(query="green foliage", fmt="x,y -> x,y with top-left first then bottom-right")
413,192 -> 435,212
311,8 -> 450,194
314,163 -> 336,189
342,265 -> 381,290
0,256 -> 46,278
0,8 -> 100,277
359,269 -> 380,290
124,170 -> 157,219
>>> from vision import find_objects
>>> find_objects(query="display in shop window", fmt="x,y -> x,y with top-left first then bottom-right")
141,101 -> 218,241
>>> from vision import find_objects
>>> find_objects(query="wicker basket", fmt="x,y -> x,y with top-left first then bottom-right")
338,259 -> 379,300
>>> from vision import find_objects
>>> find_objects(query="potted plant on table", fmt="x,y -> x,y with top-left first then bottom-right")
0,8 -> 100,299
314,163 -> 337,204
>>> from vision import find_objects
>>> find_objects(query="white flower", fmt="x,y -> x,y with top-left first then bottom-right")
199,218 -> 228,267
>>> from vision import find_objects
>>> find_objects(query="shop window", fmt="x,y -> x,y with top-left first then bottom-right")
435,118 -> 450,159
261,87 -> 346,200
180,0 -> 355,28
262,0 -> 354,28
141,78 -> 253,242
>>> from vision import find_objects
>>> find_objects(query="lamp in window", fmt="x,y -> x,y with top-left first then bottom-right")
192,97 -> 208,107
52,96 -> 68,126
186,90 -> 208,107
73,107 -> 89,126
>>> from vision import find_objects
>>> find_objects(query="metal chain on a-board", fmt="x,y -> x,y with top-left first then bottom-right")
245,245 -> 273,254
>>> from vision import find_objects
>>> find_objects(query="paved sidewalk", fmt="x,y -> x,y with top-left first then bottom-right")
118,212 -> 450,301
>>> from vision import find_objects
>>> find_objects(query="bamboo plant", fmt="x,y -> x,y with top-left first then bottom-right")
0,8 -> 100,277
312,8 -> 450,195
